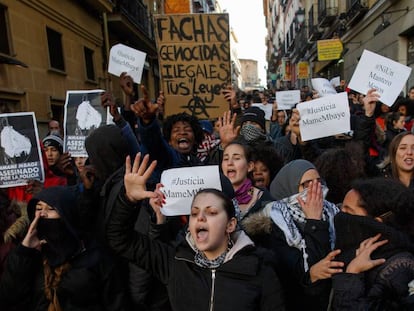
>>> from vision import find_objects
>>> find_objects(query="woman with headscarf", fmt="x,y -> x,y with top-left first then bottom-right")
243,159 -> 341,310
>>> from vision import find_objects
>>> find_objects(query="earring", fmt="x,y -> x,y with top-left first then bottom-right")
227,233 -> 234,249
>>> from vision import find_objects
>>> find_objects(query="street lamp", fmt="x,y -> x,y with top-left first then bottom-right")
296,8 -> 305,25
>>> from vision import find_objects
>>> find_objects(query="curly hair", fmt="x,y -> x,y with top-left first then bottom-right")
315,147 -> 365,204
351,177 -> 414,240
250,144 -> 284,183
162,113 -> 204,151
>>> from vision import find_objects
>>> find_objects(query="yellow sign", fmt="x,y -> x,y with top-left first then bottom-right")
317,39 -> 343,61
297,61 -> 309,79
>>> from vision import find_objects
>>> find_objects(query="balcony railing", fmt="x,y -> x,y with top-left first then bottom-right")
318,0 -> 338,27
117,0 -> 151,38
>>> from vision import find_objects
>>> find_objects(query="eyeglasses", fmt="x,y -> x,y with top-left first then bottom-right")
299,178 -> 322,189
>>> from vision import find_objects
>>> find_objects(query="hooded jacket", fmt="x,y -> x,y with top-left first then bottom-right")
0,186 -> 127,311
106,190 -> 286,311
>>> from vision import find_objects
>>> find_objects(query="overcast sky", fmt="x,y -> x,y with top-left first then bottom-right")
219,0 -> 268,86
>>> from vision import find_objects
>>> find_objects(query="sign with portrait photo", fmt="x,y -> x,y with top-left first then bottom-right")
63,89 -> 106,157
0,112 -> 44,187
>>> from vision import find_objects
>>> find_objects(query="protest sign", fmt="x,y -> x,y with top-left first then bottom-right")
348,49 -> 412,106
154,13 -> 231,119
330,76 -> 340,88
296,92 -> 350,142
252,103 -> 273,120
275,90 -> 301,110
160,165 -> 221,216
311,78 -> 337,97
0,112 -> 44,187
63,89 -> 106,157
108,44 -> 146,84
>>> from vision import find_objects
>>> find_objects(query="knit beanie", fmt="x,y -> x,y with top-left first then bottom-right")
241,107 -> 266,131
42,134 -> 63,154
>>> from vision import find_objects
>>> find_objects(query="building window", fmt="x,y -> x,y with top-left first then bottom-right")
0,5 -> 10,55
84,47 -> 95,81
46,27 -> 65,71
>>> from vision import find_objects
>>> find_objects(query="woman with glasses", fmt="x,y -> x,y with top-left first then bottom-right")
243,159 -> 341,310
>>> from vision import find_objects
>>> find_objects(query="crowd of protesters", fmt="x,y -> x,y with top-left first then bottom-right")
1,72 -> 414,311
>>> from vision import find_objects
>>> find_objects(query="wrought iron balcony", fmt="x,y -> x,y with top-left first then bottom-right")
115,0 -> 151,38
318,0 -> 338,27
343,0 -> 368,27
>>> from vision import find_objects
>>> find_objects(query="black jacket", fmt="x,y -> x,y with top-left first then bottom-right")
106,191 -> 286,311
332,212 -> 414,310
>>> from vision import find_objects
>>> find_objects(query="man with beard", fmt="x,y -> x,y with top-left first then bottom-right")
0,186 -> 127,310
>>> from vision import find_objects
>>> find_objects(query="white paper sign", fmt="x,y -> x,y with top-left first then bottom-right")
160,165 -> 222,216
348,49 -> 412,106
275,90 -> 301,109
108,43 -> 146,83
252,103 -> 273,120
296,92 -> 350,142
330,76 -> 340,87
311,78 -> 337,97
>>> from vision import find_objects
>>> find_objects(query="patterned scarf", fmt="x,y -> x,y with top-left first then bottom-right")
194,249 -> 228,269
269,186 -> 339,272
235,178 -> 253,204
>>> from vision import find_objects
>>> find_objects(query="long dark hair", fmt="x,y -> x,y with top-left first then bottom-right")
388,131 -> 414,181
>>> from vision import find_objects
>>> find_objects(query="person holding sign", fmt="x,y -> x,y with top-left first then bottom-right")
106,153 -> 285,311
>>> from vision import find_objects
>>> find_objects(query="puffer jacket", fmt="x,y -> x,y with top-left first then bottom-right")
106,190 -> 286,311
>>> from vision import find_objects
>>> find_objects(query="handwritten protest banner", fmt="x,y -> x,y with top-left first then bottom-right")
348,49 -> 412,106
63,90 -> 106,157
154,14 -> 231,118
311,78 -> 337,97
160,165 -> 221,216
108,44 -> 146,84
296,92 -> 350,142
275,90 -> 301,110
0,112 -> 44,187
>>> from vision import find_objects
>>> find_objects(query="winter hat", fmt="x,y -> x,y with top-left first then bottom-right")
199,120 -> 213,135
241,107 -> 266,130
42,134 -> 63,154
270,159 -> 316,200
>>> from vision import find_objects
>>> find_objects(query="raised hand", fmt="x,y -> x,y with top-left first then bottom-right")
130,85 -> 159,124
22,214 -> 46,250
222,86 -> 238,110
101,92 -> 121,122
362,88 -> 380,117
298,180 -> 323,220
149,183 -> 167,224
124,153 -> 157,203
218,110 -> 240,148
309,249 -> 344,282
346,233 -> 387,274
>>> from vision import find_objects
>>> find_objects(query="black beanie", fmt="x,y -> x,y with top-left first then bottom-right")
241,107 -> 266,130
42,134 -> 63,154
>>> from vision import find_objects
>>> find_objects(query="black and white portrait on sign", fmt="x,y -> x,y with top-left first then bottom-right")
0,112 -> 44,187
63,89 -> 106,157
